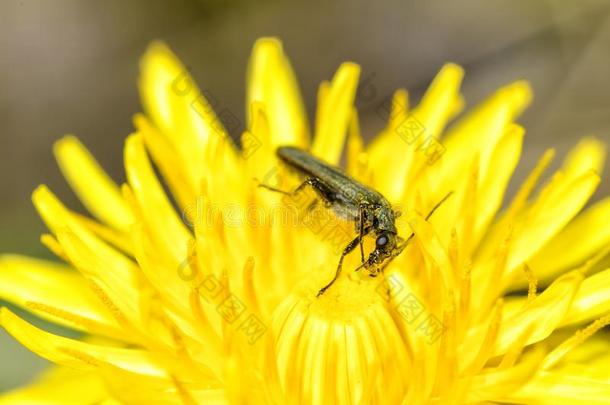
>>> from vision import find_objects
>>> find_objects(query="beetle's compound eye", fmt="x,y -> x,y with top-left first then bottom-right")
376,234 -> 389,248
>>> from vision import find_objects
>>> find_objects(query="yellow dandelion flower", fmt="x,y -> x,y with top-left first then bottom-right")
1,37 -> 610,404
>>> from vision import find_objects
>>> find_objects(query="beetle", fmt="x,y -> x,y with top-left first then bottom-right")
259,146 -> 451,296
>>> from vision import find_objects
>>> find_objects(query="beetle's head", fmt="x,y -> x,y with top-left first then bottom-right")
363,231 -> 402,272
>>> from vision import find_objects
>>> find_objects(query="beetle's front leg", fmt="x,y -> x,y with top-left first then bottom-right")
317,226 -> 372,297
357,203 -> 369,263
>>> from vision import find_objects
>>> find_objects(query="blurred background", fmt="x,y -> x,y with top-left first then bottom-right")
1,0 -> 609,392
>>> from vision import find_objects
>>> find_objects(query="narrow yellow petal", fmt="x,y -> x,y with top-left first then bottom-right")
124,134 -> 192,267
408,212 -> 455,292
552,333 -> 610,381
543,314 -> 610,370
508,372 -> 610,404
562,137 -> 606,182
508,172 -> 599,274
32,186 -> 143,326
439,81 -> 532,191
366,88 -> 409,163
0,308 -> 167,377
393,64 -> 464,202
246,37 -> 309,148
139,41 -> 239,188
311,62 -> 360,164
413,63 -> 464,139
98,365 -> 226,405
243,102 -> 277,180
513,174 -> 599,286
562,268 -> 610,325
493,271 -> 582,356
134,114 -> 197,209
0,366 -> 109,405
73,212 -> 133,255
365,89 -> 409,196
528,197 -> 610,286
346,108 -> 364,178
473,124 -> 523,245
0,255 -> 121,338
474,148 -> 554,270
54,135 -> 133,231
467,349 -> 544,402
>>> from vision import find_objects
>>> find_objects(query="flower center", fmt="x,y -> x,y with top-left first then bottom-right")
271,271 -> 410,404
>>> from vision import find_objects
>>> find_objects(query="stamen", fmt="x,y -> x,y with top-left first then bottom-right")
542,313 -> 610,370
498,323 -> 536,369
522,263 -> 538,302
25,301 -> 120,340
170,374 -> 198,405
242,256 -> 262,317
503,149 -> 555,226
466,299 -> 503,375
86,279 -> 129,328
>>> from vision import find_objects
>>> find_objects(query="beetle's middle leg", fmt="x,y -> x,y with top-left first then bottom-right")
317,226 -> 372,297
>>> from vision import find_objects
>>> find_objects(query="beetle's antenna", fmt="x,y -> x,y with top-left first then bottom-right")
426,191 -> 454,221
402,190 -> 454,245
380,191 -> 455,273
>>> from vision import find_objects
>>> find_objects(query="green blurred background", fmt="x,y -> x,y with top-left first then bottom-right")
1,0 -> 610,392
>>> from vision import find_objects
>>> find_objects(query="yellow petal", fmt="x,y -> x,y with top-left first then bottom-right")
562,137 -> 606,182
0,255 -> 122,338
134,114 -> 197,209
467,348 -> 544,402
346,108 -> 364,178
54,135 -> 133,232
139,41 -> 239,189
473,124 -> 523,245
543,314 -> 610,371
400,64 -> 464,201
366,88 -> 409,165
371,64 -> 464,203
32,186 -> 143,327
505,172 -> 600,276
527,197 -> 610,286
414,63 -> 464,139
71,212 -> 133,256
311,62 -> 360,164
562,268 -> 610,325
246,37 -> 309,148
243,101 -> 275,179
0,366 -> 109,405
438,81 -> 532,195
408,211 -> 455,292
124,134 -> 192,267
98,365 -> 226,405
0,308 -> 167,377
493,271 -> 582,356
507,372 -> 610,404
479,170 -> 600,287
